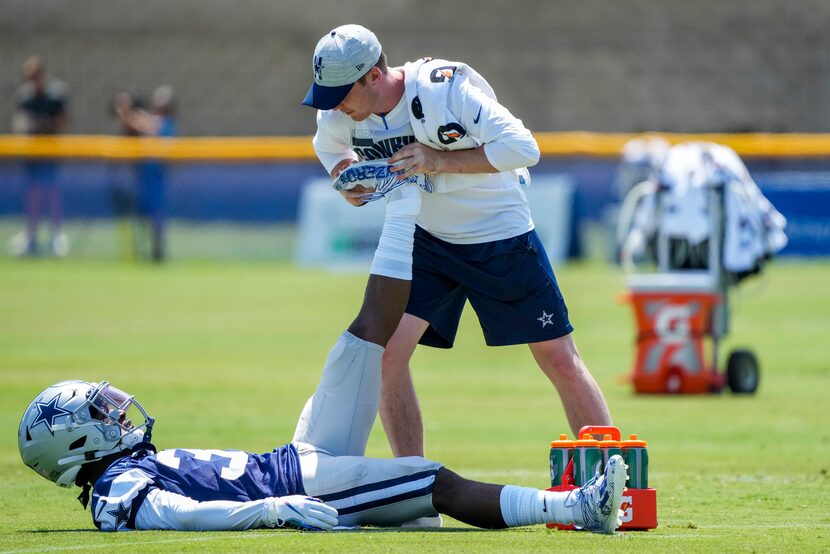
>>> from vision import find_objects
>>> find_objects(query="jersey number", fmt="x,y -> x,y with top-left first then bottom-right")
156,449 -> 248,481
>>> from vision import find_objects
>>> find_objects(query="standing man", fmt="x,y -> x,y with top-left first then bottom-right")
9,56 -> 69,257
303,25 -> 612,460
114,85 -> 177,262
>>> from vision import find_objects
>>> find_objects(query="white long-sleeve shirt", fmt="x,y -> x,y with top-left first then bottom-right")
134,488 -> 278,531
312,59 -> 540,244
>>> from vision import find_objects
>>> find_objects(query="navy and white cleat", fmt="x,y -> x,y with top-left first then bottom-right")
567,454 -> 628,534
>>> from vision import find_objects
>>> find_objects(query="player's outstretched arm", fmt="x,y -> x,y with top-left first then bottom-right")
347,184 -> 422,347
129,490 -> 338,531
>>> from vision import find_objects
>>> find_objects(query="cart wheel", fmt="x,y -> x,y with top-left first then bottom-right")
726,349 -> 760,394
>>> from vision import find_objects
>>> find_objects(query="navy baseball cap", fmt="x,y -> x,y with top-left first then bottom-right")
302,24 -> 382,110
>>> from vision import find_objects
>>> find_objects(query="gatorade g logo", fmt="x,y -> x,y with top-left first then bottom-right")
437,123 -> 466,145
430,66 -> 457,82
654,304 -> 694,345
620,495 -> 633,523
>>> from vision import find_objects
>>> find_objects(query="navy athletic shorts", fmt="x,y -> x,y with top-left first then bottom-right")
406,226 -> 574,348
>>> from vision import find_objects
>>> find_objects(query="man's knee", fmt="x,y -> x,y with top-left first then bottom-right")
381,342 -> 411,376
382,314 -> 428,372
534,337 -> 587,378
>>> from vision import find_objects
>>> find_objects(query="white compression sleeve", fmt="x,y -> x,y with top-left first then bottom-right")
135,488 -> 275,531
369,184 -> 422,280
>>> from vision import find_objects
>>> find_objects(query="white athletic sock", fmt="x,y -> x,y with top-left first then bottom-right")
499,486 -> 575,527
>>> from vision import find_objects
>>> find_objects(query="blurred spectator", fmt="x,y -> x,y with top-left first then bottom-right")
114,85 -> 177,262
9,56 -> 69,257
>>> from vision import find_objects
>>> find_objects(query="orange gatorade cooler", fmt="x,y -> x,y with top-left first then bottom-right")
624,277 -> 720,394
549,434 -> 574,487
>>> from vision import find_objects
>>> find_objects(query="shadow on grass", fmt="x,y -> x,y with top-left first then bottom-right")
26,529 -> 99,534
25,527 -> 495,534
331,528 -> 496,534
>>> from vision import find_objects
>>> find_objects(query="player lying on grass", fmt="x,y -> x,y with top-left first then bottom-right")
18,145 -> 624,533
19,378 -> 626,532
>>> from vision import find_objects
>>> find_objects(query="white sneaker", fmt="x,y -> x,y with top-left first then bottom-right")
567,454 -> 627,534
51,232 -> 69,258
400,514 -> 443,528
8,231 -> 34,256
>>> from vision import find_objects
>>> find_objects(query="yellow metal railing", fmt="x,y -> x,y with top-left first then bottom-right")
0,135 -> 313,161
1,133 -> 830,160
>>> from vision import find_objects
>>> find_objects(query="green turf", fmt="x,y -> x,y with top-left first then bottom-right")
1,258 -> 829,552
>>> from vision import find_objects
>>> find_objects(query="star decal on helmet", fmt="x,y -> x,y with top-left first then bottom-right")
31,395 -> 72,436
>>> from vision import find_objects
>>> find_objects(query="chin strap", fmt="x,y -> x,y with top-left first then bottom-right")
77,483 -> 92,509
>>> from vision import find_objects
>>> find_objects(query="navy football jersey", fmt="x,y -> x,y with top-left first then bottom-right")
90,443 -> 304,531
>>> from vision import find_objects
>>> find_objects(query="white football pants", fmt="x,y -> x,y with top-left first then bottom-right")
292,331 -> 441,526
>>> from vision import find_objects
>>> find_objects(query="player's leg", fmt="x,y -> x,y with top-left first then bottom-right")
291,274 -> 413,457
379,313 -> 429,457
347,185 -> 422,347
294,186 -> 421,457
528,335 -> 612,435
296,444 -> 441,527
433,456 -> 626,534
292,330 -> 385,457
347,274 -> 411,347
297,445 -> 626,533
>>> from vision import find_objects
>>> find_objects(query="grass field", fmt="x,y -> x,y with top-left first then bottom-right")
1,258 -> 829,552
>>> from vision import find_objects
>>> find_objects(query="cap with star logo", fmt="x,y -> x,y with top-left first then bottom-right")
302,24 -> 382,110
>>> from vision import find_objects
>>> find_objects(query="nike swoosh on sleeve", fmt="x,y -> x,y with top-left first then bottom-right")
473,106 -> 482,124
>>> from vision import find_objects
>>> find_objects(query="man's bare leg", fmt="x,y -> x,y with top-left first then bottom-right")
528,335 -> 612,436
380,314 -> 430,457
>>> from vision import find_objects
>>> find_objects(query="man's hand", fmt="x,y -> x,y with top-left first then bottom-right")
340,185 -> 373,206
388,142 -> 445,180
389,143 -> 498,179
266,495 -> 339,531
331,159 -> 369,206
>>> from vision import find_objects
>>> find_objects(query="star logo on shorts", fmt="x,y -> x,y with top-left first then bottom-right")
537,310 -> 554,328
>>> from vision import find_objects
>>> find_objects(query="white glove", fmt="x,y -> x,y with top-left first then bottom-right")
265,495 -> 339,531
